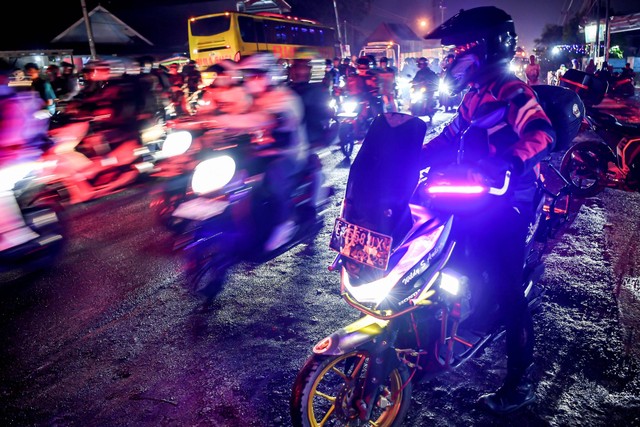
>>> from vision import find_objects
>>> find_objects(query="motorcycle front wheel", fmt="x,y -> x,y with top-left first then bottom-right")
338,123 -> 355,159
560,141 -> 607,197
151,191 -> 188,233
290,351 -> 412,427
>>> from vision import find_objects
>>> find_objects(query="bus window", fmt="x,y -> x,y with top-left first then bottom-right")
190,15 -> 231,37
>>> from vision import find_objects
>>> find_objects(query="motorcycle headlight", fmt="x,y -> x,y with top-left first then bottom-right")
160,131 -> 192,157
0,162 -> 41,192
341,101 -> 358,115
411,90 -> 424,103
397,77 -> 411,89
329,98 -> 337,110
191,155 -> 236,195
439,271 -> 460,295
439,80 -> 450,94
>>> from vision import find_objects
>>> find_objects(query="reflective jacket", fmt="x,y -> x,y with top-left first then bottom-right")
422,65 -> 555,206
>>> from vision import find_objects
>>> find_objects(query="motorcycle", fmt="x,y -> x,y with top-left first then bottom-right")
290,110 -> 573,426
1,160 -> 67,275
438,77 -> 461,113
336,94 -> 383,159
41,115 -> 164,205
149,112 -> 277,232
168,126 -> 334,299
409,80 -> 438,122
608,74 -> 635,98
560,107 -> 640,197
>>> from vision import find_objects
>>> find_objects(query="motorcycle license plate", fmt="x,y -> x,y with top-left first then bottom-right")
329,218 -> 392,270
172,197 -> 229,221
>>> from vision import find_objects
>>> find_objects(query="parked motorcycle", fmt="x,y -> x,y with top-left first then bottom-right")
560,107 -> 640,197
608,75 -> 635,98
169,128 -> 334,299
556,69 -> 640,197
290,111 -> 573,426
1,161 -> 66,275
336,94 -> 382,159
41,116 -> 164,205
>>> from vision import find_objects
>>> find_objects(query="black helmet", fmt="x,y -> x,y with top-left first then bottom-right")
356,56 -> 371,68
425,7 -> 517,93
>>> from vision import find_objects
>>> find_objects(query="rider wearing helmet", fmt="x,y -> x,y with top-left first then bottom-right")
346,56 -> 382,115
236,52 -> 308,252
422,7 -> 555,415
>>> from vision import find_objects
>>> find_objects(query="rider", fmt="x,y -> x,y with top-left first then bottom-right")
377,57 -> 398,112
422,6 -> 556,414
288,50 -> 335,150
411,57 -> 439,112
346,56 -> 382,116
236,52 -> 309,252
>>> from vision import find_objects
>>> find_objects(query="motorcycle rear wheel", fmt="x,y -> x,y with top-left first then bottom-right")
184,242 -> 231,299
290,351 -> 412,427
560,141 -> 607,197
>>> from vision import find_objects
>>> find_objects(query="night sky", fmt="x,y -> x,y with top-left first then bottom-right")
8,0 -> 640,53
365,0 -> 640,51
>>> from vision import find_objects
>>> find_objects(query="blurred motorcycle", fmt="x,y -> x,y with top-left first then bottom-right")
1,161 -> 66,275
41,115 -> 164,205
149,113 -> 276,232
168,119 -> 334,299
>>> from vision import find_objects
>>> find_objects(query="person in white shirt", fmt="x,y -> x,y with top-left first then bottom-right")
524,55 -> 541,86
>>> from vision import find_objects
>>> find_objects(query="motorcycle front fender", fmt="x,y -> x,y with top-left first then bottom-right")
312,315 -> 390,356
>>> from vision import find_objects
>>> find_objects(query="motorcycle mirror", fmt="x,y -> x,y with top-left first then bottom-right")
471,101 -> 508,129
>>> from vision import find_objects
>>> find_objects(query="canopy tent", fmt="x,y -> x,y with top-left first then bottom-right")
52,5 -> 153,46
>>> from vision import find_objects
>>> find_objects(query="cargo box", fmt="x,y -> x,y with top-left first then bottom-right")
558,69 -> 608,107
532,85 -> 585,152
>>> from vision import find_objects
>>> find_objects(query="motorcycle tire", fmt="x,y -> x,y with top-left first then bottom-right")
290,351 -> 412,427
559,140 -> 607,197
21,196 -> 66,271
185,247 -> 230,300
338,123 -> 355,159
151,192 -> 188,234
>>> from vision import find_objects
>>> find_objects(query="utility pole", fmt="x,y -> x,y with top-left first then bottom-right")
604,0 -> 610,62
332,0 -> 344,56
593,0 -> 600,61
80,0 -> 97,59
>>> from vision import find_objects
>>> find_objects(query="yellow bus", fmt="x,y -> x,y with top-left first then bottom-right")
188,11 -> 338,67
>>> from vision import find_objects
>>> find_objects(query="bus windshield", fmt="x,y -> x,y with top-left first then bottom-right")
190,15 -> 231,36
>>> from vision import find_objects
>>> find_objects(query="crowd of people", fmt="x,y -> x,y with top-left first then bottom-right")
524,53 -> 636,92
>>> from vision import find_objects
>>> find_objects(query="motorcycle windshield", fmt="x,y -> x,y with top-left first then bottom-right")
342,113 -> 427,246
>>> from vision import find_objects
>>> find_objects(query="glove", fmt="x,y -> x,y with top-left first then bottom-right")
476,156 -> 523,182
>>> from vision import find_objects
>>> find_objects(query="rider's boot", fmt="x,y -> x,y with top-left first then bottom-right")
478,364 -> 536,415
